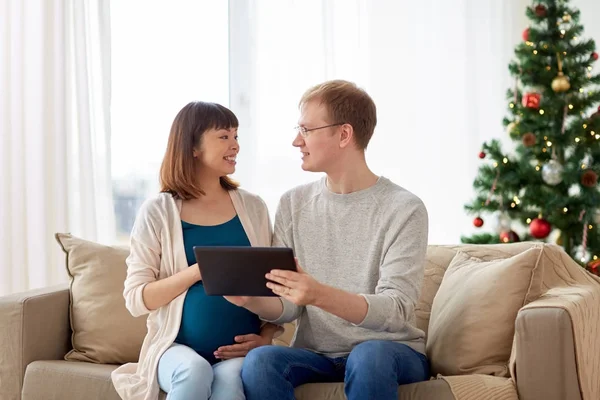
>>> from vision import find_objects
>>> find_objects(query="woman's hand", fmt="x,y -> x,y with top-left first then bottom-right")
215,323 -> 278,360
214,333 -> 271,360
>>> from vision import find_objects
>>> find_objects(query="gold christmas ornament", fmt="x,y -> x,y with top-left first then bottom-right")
506,121 -> 519,138
562,13 -> 571,22
552,53 -> 570,92
552,73 -> 571,92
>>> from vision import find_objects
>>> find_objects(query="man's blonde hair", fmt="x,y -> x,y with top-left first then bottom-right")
299,80 -> 377,149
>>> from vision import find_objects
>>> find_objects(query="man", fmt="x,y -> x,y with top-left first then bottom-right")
226,80 -> 430,400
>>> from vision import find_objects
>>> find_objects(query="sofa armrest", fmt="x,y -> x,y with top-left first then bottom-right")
514,284 -> 600,400
513,306 -> 581,400
0,284 -> 71,400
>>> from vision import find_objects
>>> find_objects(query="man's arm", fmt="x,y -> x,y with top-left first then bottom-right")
267,200 -> 428,331
351,201 -> 428,331
224,296 -> 283,321
313,285 -> 368,325
267,265 -> 368,324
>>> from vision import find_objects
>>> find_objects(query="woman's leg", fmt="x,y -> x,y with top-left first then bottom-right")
157,343 -> 214,400
210,357 -> 246,400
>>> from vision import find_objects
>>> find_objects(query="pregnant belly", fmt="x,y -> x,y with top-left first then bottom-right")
175,282 -> 261,364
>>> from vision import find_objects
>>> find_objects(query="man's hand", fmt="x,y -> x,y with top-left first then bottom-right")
266,261 -> 325,306
214,333 -> 271,360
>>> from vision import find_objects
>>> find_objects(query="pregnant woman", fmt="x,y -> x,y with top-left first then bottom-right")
111,101 -> 279,400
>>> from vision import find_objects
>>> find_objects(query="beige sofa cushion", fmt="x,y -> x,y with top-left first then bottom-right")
55,233 -> 147,364
426,246 -> 544,377
21,360 -> 454,400
415,246 -> 458,335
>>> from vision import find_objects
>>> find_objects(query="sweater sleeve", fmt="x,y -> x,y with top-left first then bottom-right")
354,199 -> 429,332
264,194 -> 303,324
123,200 -> 162,318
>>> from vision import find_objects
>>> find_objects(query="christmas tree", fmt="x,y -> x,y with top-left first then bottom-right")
462,0 -> 600,275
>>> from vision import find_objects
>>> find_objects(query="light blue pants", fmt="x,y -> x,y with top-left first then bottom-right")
157,343 -> 245,400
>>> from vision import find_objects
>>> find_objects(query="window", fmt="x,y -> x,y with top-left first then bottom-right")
110,1 -> 230,241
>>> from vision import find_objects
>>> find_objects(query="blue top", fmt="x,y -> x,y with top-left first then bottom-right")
175,215 -> 261,364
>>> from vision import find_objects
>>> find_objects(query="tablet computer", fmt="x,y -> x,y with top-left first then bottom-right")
193,246 -> 297,296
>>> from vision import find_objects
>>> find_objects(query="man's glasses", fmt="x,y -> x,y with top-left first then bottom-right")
294,123 -> 344,138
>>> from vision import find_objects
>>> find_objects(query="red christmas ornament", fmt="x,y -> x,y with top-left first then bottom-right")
593,52 -> 599,61
530,218 -> 551,239
473,217 -> 484,228
478,151 -> 486,159
534,5 -> 547,17
522,28 -> 530,41
522,92 -> 541,109
588,259 -> 600,275
500,230 -> 520,243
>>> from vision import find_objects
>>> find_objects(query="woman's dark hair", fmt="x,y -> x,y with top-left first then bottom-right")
159,101 -> 239,199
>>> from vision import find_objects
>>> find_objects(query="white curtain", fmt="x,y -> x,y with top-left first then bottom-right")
230,0 -> 531,245
0,0 -> 114,296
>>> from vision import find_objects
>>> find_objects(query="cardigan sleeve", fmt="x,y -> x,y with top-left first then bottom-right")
123,199 -> 163,317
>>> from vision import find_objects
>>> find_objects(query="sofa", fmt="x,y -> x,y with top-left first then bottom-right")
1,235 -> 600,400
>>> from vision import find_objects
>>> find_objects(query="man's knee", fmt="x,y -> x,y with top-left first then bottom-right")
243,345 -> 284,378
348,340 -> 392,362
244,345 -> 279,365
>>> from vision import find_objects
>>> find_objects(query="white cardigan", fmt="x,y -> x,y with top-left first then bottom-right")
111,189 -> 273,400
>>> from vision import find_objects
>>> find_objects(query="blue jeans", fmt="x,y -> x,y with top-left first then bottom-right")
242,340 -> 430,400
158,343 -> 245,400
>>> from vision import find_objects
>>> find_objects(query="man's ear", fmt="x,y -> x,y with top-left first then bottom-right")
339,124 -> 354,148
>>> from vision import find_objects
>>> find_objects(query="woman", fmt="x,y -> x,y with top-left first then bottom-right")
111,101 -> 279,400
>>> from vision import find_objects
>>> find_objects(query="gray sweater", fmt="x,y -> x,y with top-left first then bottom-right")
268,176 -> 429,357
